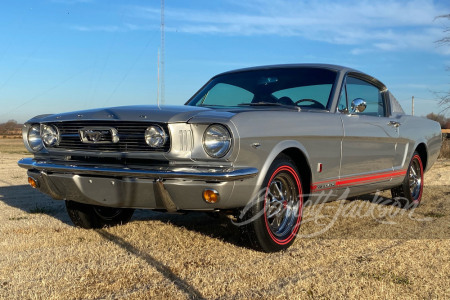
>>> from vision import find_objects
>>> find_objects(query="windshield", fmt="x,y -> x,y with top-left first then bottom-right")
186,67 -> 337,110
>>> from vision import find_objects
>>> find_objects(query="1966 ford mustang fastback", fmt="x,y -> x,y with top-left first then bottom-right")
18,64 -> 442,252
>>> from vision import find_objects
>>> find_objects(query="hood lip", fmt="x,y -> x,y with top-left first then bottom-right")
25,103 -> 315,125
26,105 -> 210,124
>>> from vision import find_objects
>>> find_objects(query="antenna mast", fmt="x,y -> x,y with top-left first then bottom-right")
157,49 -> 160,108
160,0 -> 165,105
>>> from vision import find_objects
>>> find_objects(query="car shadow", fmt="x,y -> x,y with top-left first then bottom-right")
133,210 -> 251,249
349,192 -> 404,207
96,229 -> 207,299
0,185 -> 210,298
1,184 -> 416,247
0,184 -> 249,248
0,184 -> 72,225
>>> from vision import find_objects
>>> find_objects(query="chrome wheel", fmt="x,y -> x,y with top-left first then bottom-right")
265,172 -> 300,238
242,155 -> 303,252
391,152 -> 424,208
263,164 -> 303,246
409,158 -> 422,200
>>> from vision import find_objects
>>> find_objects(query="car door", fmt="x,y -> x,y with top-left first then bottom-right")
338,75 -> 400,191
387,91 -> 410,170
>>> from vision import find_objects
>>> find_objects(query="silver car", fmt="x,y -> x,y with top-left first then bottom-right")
18,64 -> 442,252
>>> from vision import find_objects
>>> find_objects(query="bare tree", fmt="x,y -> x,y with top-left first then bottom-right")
436,14 -> 450,44
436,14 -> 450,115
426,112 -> 448,128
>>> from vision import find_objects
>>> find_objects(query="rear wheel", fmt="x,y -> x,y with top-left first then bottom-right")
242,155 -> 303,252
391,152 -> 424,208
65,201 -> 134,229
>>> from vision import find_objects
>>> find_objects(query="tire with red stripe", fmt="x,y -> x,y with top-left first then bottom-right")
391,151 -> 424,208
244,154 -> 303,252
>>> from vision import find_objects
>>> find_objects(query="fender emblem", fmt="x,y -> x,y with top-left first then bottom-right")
316,183 -> 336,190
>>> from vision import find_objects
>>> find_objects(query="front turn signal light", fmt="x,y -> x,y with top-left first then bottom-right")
28,177 -> 38,189
203,189 -> 220,204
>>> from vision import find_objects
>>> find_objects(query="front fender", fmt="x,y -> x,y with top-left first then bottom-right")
249,140 -> 311,200
227,139 -> 312,208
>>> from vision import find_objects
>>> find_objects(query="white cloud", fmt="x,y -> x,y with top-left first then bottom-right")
70,25 -> 122,32
50,0 -> 92,4
73,0 -> 450,54
149,0 -> 450,54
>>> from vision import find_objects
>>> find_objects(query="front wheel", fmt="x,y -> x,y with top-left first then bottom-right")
65,201 -> 135,229
242,155 -> 303,252
391,152 -> 424,208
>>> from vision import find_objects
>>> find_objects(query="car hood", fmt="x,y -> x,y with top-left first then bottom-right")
28,104 -> 303,124
29,105 -> 218,123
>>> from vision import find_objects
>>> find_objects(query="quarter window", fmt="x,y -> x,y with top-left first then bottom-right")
337,84 -> 348,113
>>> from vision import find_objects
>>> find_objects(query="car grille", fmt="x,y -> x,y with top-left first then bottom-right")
49,121 -> 170,152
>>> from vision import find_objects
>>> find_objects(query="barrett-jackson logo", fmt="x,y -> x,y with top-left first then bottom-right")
79,127 -> 119,144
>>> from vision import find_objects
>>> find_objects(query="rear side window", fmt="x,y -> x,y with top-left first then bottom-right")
346,77 -> 385,117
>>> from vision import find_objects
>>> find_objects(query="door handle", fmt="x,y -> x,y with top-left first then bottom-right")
388,121 -> 401,127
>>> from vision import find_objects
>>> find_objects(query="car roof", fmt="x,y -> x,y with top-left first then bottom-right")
216,63 -> 355,75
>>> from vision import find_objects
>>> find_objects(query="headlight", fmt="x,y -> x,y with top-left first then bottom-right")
41,125 -> 60,147
27,124 -> 43,152
202,124 -> 232,158
145,125 -> 168,148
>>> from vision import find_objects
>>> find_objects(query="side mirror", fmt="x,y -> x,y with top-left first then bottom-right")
350,98 -> 367,114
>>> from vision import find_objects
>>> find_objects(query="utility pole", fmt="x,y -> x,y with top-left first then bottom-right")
157,49 -> 160,108
160,0 -> 165,105
412,96 -> 414,116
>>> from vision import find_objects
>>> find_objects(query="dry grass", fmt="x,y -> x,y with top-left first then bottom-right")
0,140 -> 449,299
440,139 -> 450,159
0,138 -> 28,155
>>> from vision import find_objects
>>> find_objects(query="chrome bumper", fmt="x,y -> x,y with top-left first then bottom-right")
18,157 -> 258,182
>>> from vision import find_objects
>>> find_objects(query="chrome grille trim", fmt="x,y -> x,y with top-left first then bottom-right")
46,121 -> 170,152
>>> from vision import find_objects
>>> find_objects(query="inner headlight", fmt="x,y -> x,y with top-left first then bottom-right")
27,124 -> 43,152
145,125 -> 168,148
203,124 -> 232,158
41,125 -> 60,147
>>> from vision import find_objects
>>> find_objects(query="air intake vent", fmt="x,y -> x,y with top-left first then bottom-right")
178,129 -> 193,152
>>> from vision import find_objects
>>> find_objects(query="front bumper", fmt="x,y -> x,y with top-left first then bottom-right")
18,157 -> 258,181
18,157 -> 259,210
18,157 -> 258,182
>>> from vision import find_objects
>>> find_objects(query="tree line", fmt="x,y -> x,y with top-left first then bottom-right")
436,14 -> 450,115
0,120 -> 22,137
426,113 -> 450,129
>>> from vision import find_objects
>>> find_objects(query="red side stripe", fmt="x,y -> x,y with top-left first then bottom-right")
311,169 -> 407,192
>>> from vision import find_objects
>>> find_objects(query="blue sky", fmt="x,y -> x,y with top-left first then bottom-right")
0,0 -> 449,123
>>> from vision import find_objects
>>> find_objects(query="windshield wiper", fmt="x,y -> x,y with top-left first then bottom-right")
238,102 -> 301,111
198,104 -> 226,107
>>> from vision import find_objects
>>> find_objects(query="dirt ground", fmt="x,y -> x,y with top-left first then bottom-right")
0,139 -> 449,299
